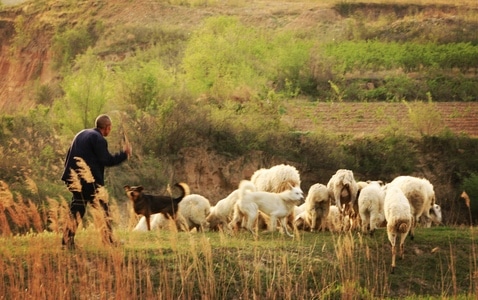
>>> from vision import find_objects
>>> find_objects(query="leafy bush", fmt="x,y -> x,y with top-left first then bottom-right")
0,106 -> 65,199
405,98 -> 444,136
181,16 -> 313,101
426,75 -> 478,102
345,135 -> 418,179
97,24 -> 188,62
114,60 -> 175,111
57,49 -> 109,131
12,15 -> 30,50
51,24 -> 97,70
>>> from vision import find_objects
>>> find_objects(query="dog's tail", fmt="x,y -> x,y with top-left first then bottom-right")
238,180 -> 256,201
175,182 -> 190,199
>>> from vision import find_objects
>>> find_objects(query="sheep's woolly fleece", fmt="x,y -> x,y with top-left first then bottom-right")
251,164 -> 301,193
327,169 -> 359,213
358,181 -> 385,233
389,175 -> 435,220
383,185 -> 413,273
206,189 -> 239,230
176,194 -> 211,231
297,183 -> 330,231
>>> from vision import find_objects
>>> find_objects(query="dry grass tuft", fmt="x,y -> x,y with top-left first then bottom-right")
25,198 -> 43,232
0,181 -> 14,235
66,169 -> 82,192
24,175 -> 39,195
74,156 -> 95,183
46,196 -> 61,232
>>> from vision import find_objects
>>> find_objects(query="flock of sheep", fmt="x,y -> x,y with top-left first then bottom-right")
133,164 -> 442,273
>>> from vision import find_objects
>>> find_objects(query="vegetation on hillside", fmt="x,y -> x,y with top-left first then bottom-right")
1,0 -> 478,221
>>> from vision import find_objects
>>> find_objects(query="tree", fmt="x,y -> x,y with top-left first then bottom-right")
61,49 -> 109,130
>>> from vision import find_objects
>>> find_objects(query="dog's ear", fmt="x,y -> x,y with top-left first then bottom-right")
137,186 -> 144,192
124,185 -> 130,191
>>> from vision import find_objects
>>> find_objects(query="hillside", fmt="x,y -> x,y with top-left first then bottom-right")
1,0 -> 478,111
0,0 -> 478,223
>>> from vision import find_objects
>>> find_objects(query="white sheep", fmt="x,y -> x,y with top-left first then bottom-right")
384,185 -> 412,274
327,169 -> 359,216
134,194 -> 211,232
206,189 -> 239,231
251,164 -> 301,193
294,203 -> 306,217
228,180 -> 304,237
388,175 -> 436,239
176,194 -> 211,232
133,213 -> 171,231
356,181 -> 369,199
251,164 -> 303,230
294,183 -> 330,231
325,205 -> 345,232
419,203 -> 442,227
358,181 -> 385,235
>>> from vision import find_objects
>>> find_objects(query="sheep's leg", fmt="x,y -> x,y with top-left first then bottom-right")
228,207 -> 243,232
287,213 -> 296,232
409,217 -> 416,240
389,232 -> 397,274
280,217 -> 294,237
310,210 -> 317,232
146,215 -> 151,231
245,208 -> 259,235
335,190 -> 342,213
268,215 -> 277,232
319,217 -> 326,232
399,233 -> 407,259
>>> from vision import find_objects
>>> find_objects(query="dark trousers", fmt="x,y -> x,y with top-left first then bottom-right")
63,183 -> 115,247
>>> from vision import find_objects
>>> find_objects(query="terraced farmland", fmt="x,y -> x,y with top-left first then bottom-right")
284,101 -> 478,137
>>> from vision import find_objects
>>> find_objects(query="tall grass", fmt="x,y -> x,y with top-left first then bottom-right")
1,227 -> 477,298
1,175 -> 477,299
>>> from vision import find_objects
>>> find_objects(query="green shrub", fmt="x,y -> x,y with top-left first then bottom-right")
345,135 -> 417,179
133,97 -> 211,157
51,24 -> 96,70
115,61 -> 174,111
426,75 -> 478,102
12,15 -> 30,50
58,49 -> 109,131
182,16 -> 313,102
405,98 -> 444,136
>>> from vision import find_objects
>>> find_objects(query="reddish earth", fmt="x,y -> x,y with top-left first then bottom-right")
284,101 -> 478,138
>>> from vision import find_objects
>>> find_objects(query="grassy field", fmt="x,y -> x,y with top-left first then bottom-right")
1,224 -> 477,299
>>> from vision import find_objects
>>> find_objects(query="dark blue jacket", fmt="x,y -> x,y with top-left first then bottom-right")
61,128 -> 128,186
